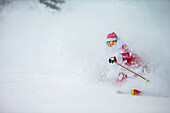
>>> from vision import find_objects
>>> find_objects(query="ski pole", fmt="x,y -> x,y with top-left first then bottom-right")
113,61 -> 150,82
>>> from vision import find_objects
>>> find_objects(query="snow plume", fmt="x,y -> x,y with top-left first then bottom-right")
0,0 -> 170,113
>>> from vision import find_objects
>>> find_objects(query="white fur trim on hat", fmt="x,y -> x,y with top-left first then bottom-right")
107,38 -> 117,42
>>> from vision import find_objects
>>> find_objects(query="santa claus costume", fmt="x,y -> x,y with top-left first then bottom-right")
106,32 -> 147,82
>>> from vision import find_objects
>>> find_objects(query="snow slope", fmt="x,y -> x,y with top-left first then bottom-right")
0,0 -> 170,113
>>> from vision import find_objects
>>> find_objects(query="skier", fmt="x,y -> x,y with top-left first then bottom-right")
106,32 -> 147,82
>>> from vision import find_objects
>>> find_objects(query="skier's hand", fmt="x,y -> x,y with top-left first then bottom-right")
109,56 -> 117,63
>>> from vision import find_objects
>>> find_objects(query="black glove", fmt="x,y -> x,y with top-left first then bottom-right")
109,56 -> 117,63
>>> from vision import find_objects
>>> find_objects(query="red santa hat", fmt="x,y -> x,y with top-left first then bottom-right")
107,32 -> 118,41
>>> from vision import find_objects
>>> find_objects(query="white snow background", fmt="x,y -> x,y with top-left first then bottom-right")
0,0 -> 170,113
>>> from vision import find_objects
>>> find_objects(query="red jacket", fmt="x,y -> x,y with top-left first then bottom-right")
120,43 -> 142,68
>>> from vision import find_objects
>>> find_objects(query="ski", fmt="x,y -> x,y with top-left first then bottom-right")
116,89 -> 142,95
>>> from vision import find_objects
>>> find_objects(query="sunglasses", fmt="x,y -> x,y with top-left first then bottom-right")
106,40 -> 117,47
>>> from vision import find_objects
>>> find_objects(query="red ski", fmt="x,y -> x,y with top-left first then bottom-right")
131,89 -> 142,95
116,89 -> 142,95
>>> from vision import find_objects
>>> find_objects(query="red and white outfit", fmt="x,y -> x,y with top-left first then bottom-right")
107,32 -> 146,82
